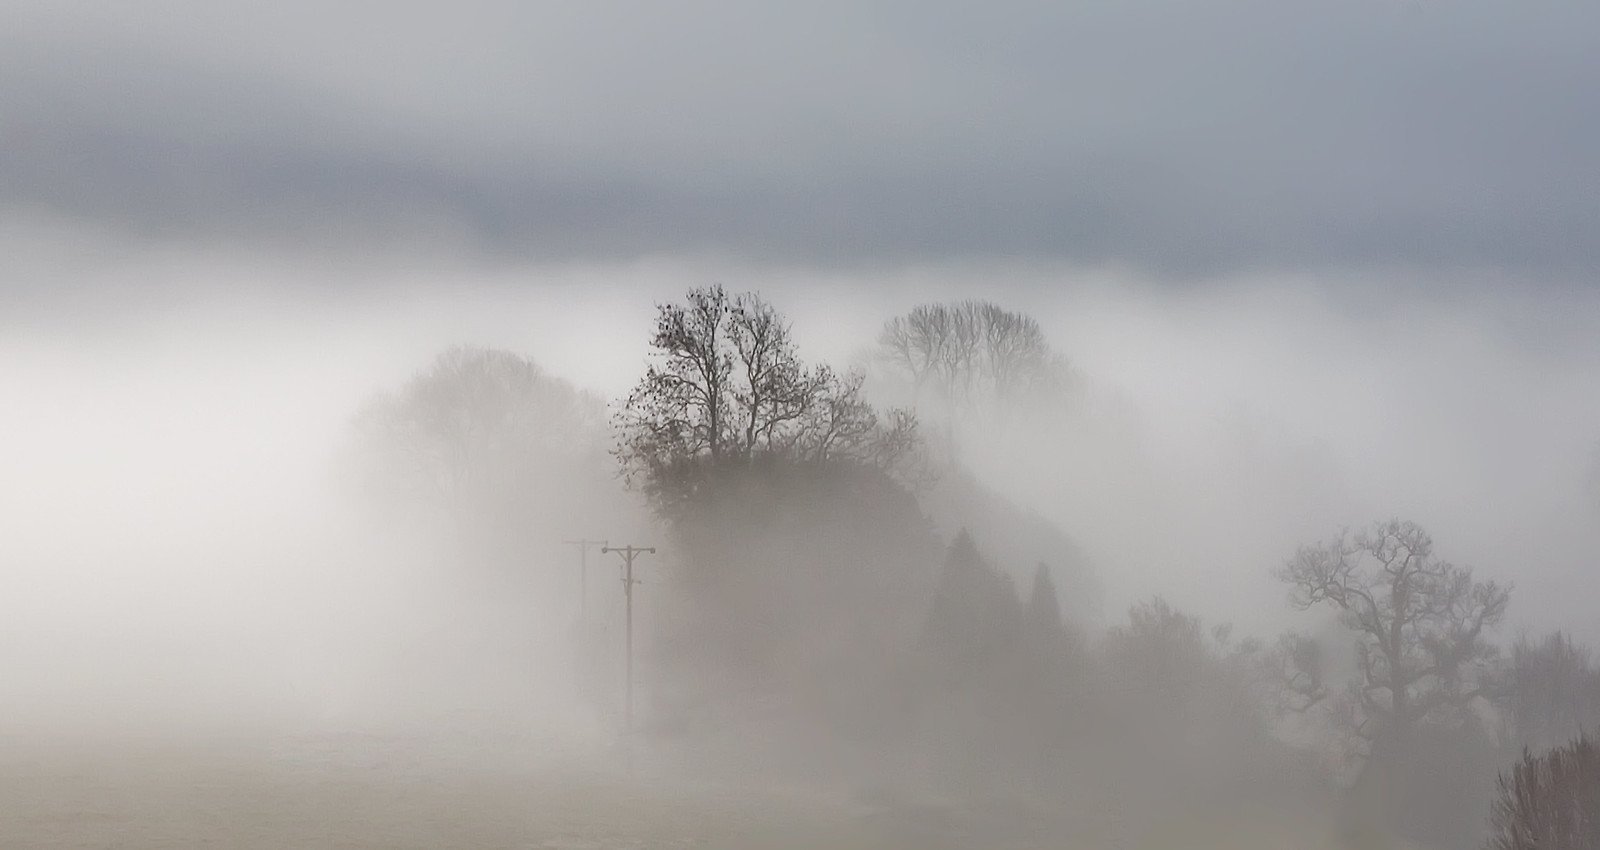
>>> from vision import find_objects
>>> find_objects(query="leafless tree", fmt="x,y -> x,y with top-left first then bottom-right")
615,285 -> 919,507
618,285 -> 736,467
876,300 -> 1066,441
976,302 -> 1051,407
1276,519 -> 1510,748
1261,631 -> 1329,715
1504,632 -> 1600,752
353,345 -> 604,522
878,305 -> 947,402
1097,597 -> 1288,803
1487,734 -> 1600,850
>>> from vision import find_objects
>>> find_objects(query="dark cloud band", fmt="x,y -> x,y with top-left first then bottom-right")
3,0 -> 1597,277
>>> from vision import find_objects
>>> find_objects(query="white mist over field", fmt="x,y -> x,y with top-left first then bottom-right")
5,243 -> 1597,740
4,2 -> 1600,844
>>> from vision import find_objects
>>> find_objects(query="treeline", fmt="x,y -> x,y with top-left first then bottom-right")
351,286 -> 1600,848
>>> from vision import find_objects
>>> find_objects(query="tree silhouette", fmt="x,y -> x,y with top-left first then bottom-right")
1277,519 -> 1509,748
877,300 -> 1071,442
1488,734 -> 1600,850
1025,562 -> 1066,649
615,285 -> 918,512
922,531 -> 1023,678
1504,632 -> 1600,753
353,345 -> 605,527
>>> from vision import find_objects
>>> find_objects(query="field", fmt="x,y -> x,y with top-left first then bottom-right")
0,729 -> 987,849
0,726 -> 1397,849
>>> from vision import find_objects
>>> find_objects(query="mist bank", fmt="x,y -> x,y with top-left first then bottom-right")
5,240 -> 1599,847
6,242 -> 1595,651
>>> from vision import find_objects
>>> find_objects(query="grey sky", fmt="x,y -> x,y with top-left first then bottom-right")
4,0 -> 1598,276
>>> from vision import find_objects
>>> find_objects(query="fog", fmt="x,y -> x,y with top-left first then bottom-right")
3,231 -> 1596,844
6,2 -> 1600,847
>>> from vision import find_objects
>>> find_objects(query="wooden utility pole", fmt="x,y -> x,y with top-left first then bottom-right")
601,544 -> 654,753
561,539 -> 607,620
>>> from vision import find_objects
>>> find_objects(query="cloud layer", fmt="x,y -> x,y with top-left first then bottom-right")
4,0 -> 1598,276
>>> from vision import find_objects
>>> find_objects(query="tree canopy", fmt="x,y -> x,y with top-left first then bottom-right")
353,345 -> 606,527
1277,519 -> 1510,745
615,285 -> 919,511
1488,734 -> 1600,850
877,300 -> 1072,438
1504,631 -> 1600,753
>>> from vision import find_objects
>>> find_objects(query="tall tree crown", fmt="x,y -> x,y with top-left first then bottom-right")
615,285 -> 918,509
1276,519 -> 1510,742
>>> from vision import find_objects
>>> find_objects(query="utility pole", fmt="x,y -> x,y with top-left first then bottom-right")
601,544 -> 654,762
561,539 -> 607,621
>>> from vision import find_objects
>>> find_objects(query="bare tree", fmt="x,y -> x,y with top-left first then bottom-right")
1277,519 -> 1510,748
1504,632 -> 1600,752
1098,597 -> 1285,799
1261,631 -> 1329,715
1487,734 -> 1600,850
615,285 -> 919,507
878,305 -> 946,402
617,285 -> 736,469
876,300 -> 1067,442
975,302 -> 1051,408
353,345 -> 604,522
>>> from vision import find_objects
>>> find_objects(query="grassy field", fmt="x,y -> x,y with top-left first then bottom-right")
0,728 -> 1409,849
0,730 -> 980,849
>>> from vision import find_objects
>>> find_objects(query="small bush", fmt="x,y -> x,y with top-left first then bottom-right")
1486,733 -> 1600,850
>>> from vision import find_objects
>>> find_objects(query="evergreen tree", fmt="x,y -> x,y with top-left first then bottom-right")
1025,561 -> 1066,649
923,530 -> 1023,678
